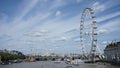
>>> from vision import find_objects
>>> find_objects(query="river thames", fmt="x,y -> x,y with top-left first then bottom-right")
0,61 -> 119,68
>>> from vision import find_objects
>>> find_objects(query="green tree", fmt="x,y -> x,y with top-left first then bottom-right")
0,52 -> 26,61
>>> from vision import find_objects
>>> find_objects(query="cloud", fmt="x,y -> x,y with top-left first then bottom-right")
102,41 -> 109,44
49,0 -> 67,10
13,0 -> 39,23
28,32 -> 43,37
56,10 -> 61,16
56,36 -> 68,41
0,34 -> 11,41
99,17 -> 120,33
24,29 -> 49,37
92,2 -> 105,12
7,12 -> 50,37
76,0 -> 82,3
0,12 -> 8,23
97,29 -> 108,34
74,38 -> 80,42
97,11 -> 120,22
92,0 -> 120,13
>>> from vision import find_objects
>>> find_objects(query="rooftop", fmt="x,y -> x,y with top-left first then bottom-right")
105,41 -> 120,48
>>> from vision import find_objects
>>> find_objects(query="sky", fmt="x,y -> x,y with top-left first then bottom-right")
0,0 -> 120,54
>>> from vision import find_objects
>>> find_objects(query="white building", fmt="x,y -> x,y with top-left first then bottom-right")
104,41 -> 120,65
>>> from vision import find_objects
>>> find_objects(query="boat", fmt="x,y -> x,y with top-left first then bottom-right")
65,59 -> 71,64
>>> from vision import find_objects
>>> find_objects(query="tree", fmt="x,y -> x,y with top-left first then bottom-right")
0,51 -> 26,61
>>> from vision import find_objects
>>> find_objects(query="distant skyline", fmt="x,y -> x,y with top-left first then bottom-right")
0,0 -> 120,54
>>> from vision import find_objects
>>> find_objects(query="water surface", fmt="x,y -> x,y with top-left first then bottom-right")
0,61 -> 119,68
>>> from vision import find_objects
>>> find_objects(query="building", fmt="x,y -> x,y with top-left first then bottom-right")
9,50 -> 23,55
104,41 -> 120,65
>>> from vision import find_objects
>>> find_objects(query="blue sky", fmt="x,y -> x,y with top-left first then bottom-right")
0,0 -> 120,54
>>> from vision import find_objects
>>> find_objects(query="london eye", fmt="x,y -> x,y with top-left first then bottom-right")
80,8 -> 97,62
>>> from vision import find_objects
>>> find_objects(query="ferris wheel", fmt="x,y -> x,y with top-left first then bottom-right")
80,8 -> 97,62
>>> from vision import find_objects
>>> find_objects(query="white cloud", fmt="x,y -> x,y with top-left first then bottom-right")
38,29 -> 48,33
32,32 -> 43,37
92,2 -> 105,12
102,41 -> 109,44
0,12 -> 8,23
99,18 -> 120,33
8,12 -> 50,37
13,0 -> 39,23
97,29 -> 108,34
56,10 -> 61,16
74,38 -> 80,42
76,0 -> 82,3
97,11 -> 120,22
50,0 -> 67,10
56,36 -> 68,41
24,29 -> 49,37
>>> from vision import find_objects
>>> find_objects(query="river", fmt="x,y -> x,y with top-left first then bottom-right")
0,61 -> 119,68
